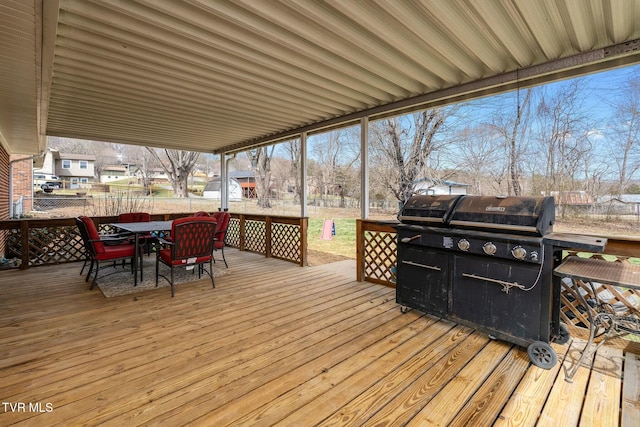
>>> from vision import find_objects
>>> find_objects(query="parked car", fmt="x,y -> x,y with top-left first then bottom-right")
40,181 -> 62,190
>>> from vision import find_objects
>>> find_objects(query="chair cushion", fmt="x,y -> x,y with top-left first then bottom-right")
94,242 -> 136,260
158,249 -> 211,266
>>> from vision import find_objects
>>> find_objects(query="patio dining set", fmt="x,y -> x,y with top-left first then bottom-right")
75,211 -> 230,297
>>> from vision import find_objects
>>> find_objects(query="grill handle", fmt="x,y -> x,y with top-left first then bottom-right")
401,235 -> 421,243
401,260 -> 441,271
462,273 -> 525,293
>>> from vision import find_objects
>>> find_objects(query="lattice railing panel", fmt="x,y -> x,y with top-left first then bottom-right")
1,214 -> 305,269
245,220 -> 266,253
226,218 -> 240,248
271,223 -> 301,262
7,225 -> 85,267
5,228 -> 22,260
364,230 -> 397,285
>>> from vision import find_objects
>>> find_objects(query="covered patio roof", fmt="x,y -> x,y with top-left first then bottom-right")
1,0 -> 640,157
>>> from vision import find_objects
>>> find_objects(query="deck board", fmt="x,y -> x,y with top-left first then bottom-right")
0,248 -> 638,426
622,352 -> 640,427
581,345 -> 623,427
494,342 -> 569,427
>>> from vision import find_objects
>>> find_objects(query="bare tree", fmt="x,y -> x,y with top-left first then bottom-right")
310,129 -> 359,201
145,148 -> 200,197
249,146 -> 276,208
128,146 -> 161,195
369,110 -> 449,203
606,77 -> 640,195
282,139 -> 302,203
532,80 -> 593,217
452,124 -> 506,195
490,88 -> 532,196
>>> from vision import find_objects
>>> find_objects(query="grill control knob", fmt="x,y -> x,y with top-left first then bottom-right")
457,239 -> 470,251
483,242 -> 497,255
511,246 -> 527,260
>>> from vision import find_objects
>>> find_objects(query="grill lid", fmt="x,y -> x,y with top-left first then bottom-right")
398,194 -> 464,225
449,195 -> 555,235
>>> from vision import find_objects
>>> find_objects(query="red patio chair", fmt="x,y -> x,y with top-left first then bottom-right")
118,212 -> 153,254
118,212 -> 151,223
155,216 -> 218,297
193,211 -> 210,217
212,211 -> 231,268
76,216 -> 141,290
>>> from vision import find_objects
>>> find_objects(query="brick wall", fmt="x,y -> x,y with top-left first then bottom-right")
0,144 -> 9,257
10,154 -> 34,213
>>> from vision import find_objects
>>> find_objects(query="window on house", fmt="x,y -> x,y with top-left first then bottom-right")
79,161 -> 88,169
62,160 -> 71,169
80,178 -> 88,183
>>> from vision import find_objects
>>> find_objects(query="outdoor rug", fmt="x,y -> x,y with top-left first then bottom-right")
96,256 -> 228,298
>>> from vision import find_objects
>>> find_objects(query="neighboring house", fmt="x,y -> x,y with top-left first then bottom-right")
32,148 -> 57,178
133,166 -> 170,184
100,165 -> 132,183
33,149 -> 96,188
414,178 -> 469,195
550,191 -> 594,207
229,170 -> 257,198
54,152 -> 96,188
596,194 -> 640,215
202,178 -> 243,201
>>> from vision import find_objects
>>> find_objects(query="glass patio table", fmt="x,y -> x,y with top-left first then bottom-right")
110,220 -> 173,286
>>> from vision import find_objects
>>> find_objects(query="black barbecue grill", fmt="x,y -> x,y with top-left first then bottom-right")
396,194 -> 606,369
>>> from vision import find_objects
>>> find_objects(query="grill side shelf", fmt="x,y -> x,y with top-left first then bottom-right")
544,233 -> 607,252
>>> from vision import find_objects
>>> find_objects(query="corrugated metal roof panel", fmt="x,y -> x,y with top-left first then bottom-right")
1,0 -> 639,155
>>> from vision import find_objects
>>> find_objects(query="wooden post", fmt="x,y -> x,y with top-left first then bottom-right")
239,214 -> 245,251
20,220 -> 29,269
356,219 -> 363,281
265,216 -> 272,258
300,217 -> 308,267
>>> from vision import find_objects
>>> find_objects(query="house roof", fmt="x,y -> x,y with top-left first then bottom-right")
414,178 -> 470,187
551,190 -> 594,205
597,194 -> 640,204
55,152 -> 97,161
204,177 -> 240,192
1,1 -> 639,157
101,165 -> 128,172
229,170 -> 255,179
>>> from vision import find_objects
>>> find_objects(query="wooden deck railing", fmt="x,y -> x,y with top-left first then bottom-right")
226,213 -> 308,266
356,219 -> 640,342
0,213 -> 307,269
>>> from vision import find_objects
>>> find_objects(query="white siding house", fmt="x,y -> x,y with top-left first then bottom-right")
203,178 -> 242,201
414,178 -> 469,195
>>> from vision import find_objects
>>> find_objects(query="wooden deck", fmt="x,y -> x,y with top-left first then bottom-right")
1,249 -> 638,426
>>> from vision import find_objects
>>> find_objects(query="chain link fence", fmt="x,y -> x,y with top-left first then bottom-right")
16,194 -> 400,219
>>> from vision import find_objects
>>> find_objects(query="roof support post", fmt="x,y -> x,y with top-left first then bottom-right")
300,132 -> 307,218
220,152 -> 227,211
360,117 -> 369,219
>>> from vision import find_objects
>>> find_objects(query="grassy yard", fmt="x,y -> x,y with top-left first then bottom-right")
307,218 -> 357,259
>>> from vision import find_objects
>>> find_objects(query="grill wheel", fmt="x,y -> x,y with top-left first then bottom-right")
527,341 -> 558,369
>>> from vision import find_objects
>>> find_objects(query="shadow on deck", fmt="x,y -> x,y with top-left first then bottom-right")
0,249 -> 638,426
